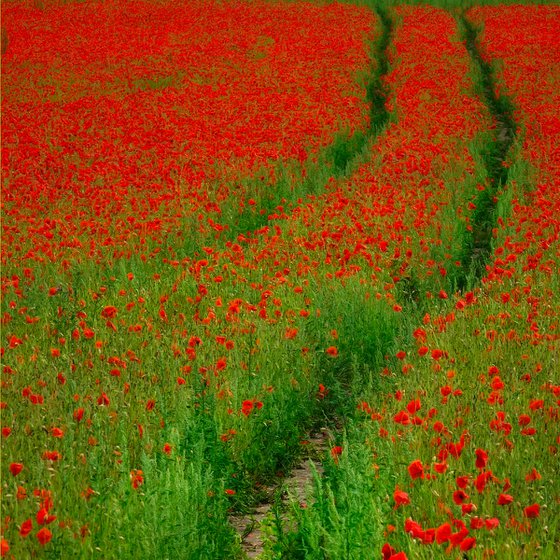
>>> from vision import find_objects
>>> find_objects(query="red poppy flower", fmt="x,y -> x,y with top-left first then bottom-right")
460,537 -> 476,552
497,493 -> 513,505
36,507 -> 56,526
405,518 -> 425,540
523,503 -> 540,518
475,471 -> 493,494
101,306 -> 118,319
453,489 -> 469,505
382,543 -> 396,560
470,517 -> 484,530
393,410 -> 410,425
406,399 -> 421,414
9,462 -> 23,476
431,349 -> 444,360
241,400 -> 254,416
435,522 -> 451,544
456,475 -> 470,489
130,469 -> 144,489
330,446 -> 343,459
407,459 -> 424,480
36,527 -> 52,546
326,346 -> 338,357
525,467 -> 541,482
475,448 -> 488,470
529,399 -> 544,410
19,519 -> 32,537
393,487 -> 410,507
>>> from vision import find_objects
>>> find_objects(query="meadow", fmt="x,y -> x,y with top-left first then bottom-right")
1,0 -> 559,558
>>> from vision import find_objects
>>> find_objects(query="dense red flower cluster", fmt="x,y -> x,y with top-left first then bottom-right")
1,0 -> 372,265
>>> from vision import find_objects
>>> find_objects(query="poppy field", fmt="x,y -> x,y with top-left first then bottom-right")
1,0 -> 559,559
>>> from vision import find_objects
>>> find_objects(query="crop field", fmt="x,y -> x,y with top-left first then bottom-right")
1,0 -> 559,559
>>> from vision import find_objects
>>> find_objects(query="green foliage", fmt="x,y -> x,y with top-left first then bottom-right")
272,427 -> 392,559
87,441 -> 242,559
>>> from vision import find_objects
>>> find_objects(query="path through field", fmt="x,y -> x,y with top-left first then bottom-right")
230,429 -> 327,558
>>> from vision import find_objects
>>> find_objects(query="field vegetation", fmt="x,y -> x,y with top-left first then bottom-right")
1,0 -> 558,558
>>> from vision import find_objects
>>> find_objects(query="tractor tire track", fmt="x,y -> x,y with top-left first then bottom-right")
454,12 -> 518,290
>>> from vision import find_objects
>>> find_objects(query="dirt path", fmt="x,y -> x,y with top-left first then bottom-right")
229,429 -> 329,559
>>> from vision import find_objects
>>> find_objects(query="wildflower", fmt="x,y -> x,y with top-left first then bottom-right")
435,522 -> 451,544
285,327 -> 298,339
404,517 -> 425,539
407,459 -> 424,480
393,410 -> 410,425
475,448 -> 488,469
453,489 -> 469,505
393,487 -> 410,507
497,493 -> 513,505
431,349 -> 444,360
406,399 -> 421,414
475,471 -> 493,494
130,469 -> 144,489
36,527 -> 52,546
525,467 -> 541,482
523,503 -> 540,518
330,446 -> 343,464
9,462 -> 23,476
36,507 -> 56,525
529,399 -> 544,410
460,537 -> 476,551
241,400 -> 254,416
41,451 -> 61,462
19,519 -> 32,537
101,306 -> 118,319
